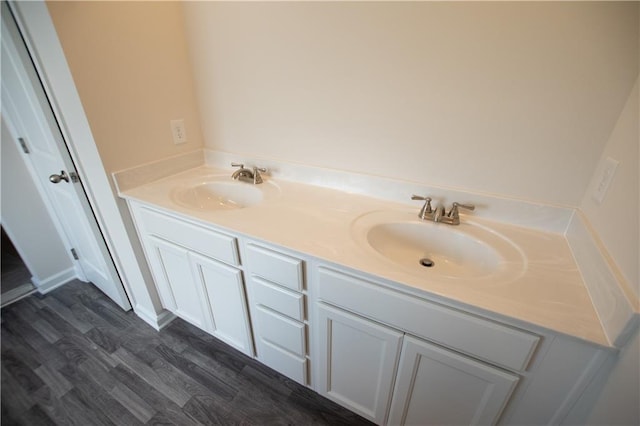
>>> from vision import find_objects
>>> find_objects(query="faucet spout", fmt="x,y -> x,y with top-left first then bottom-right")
433,205 -> 446,222
232,168 -> 253,180
230,163 -> 267,184
410,195 -> 475,225
231,163 -> 254,182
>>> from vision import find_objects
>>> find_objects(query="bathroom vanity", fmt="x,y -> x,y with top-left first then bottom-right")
117,155 -> 633,426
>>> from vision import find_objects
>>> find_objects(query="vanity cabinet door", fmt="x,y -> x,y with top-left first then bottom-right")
316,303 -> 403,425
388,335 -> 519,426
144,236 -> 208,330
190,252 -> 254,357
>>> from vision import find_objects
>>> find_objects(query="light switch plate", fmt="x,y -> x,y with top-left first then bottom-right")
170,119 -> 187,145
592,157 -> 619,204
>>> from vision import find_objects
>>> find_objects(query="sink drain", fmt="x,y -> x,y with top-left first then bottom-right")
419,258 -> 435,268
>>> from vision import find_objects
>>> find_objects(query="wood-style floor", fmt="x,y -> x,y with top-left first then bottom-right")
1,280 -> 373,425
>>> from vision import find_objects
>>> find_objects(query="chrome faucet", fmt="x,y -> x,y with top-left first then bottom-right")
231,163 -> 267,184
412,195 -> 475,225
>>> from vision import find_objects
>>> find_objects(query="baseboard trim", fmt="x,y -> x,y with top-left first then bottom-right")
32,268 -> 78,294
156,309 -> 178,330
134,304 -> 177,331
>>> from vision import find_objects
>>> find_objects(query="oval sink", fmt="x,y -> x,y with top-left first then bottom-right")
351,210 -> 525,281
171,176 -> 280,211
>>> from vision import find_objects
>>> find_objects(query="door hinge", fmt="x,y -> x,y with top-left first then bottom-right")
69,171 -> 80,183
18,137 -> 30,154
71,248 -> 79,260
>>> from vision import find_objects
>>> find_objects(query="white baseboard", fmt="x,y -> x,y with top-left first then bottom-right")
32,267 -> 78,294
134,304 -> 176,331
155,309 -> 177,330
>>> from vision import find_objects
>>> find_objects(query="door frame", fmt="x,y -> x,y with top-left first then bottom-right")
8,1 -> 165,326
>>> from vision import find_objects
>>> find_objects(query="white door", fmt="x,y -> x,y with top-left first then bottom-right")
317,303 -> 403,425
388,335 -> 519,426
1,5 -> 131,310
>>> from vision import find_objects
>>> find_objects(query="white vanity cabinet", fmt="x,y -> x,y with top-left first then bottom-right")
243,242 -> 309,385
130,204 -> 254,356
124,194 -> 615,426
313,266 -> 535,425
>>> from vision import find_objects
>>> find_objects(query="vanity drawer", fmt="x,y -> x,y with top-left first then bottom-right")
253,306 -> 306,357
245,243 -> 303,291
136,207 -> 239,266
258,339 -> 307,385
249,277 -> 305,321
317,267 -> 539,372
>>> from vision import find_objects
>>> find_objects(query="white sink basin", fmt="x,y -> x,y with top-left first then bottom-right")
351,210 -> 525,281
171,176 -> 280,211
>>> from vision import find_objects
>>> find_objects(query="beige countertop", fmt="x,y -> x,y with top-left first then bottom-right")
120,165 -> 609,347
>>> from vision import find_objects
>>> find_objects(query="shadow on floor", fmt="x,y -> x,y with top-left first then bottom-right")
1,227 -> 35,307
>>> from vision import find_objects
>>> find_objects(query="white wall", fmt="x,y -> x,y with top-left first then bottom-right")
183,1 -> 639,206
580,79 -> 639,299
47,1 -> 204,174
572,11 -> 639,424
1,118 -> 74,284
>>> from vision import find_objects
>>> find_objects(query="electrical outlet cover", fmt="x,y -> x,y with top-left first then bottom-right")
170,119 -> 187,145
592,157 -> 619,204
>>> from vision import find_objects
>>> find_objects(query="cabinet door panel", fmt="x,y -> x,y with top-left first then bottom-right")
317,303 -> 403,425
146,236 -> 206,328
191,252 -> 254,356
389,335 -> 519,426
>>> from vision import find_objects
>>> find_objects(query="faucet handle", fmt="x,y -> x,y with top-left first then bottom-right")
448,202 -> 475,218
412,195 -> 433,219
252,167 -> 267,184
411,195 -> 432,208
231,162 -> 245,169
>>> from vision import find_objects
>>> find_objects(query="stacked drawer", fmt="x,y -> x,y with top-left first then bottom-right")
244,242 -> 308,384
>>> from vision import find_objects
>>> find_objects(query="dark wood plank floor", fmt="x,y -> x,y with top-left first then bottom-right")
1,280 -> 373,425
